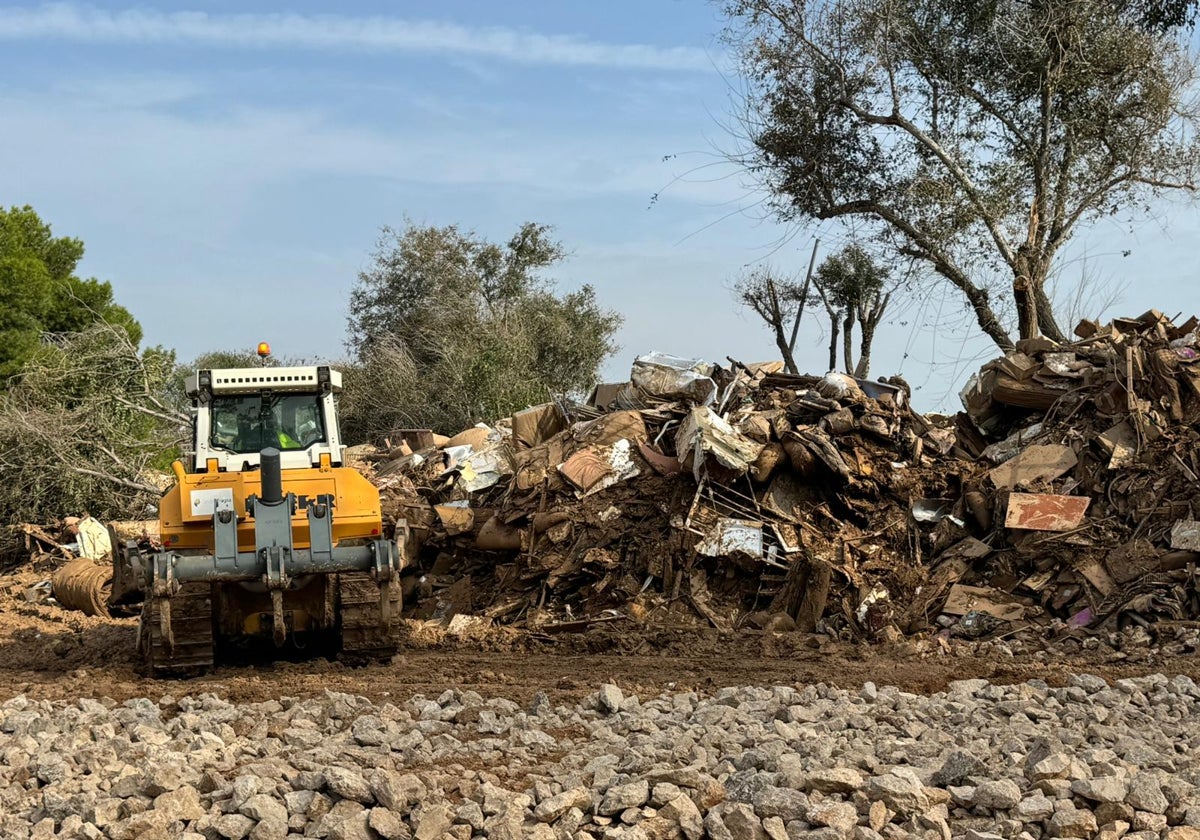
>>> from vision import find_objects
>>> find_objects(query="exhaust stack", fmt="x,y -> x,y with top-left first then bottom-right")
260,447 -> 283,504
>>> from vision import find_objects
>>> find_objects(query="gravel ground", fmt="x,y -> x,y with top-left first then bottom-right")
3,672 -> 1200,840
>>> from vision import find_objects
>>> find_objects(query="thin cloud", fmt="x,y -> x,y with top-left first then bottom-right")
0,3 -> 716,72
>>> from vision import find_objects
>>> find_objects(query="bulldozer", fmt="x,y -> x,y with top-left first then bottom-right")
108,356 -> 408,676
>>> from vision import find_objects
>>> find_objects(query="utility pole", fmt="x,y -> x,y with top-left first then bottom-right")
787,239 -> 820,356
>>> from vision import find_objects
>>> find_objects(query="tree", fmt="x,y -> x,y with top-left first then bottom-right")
724,0 -> 1200,348
0,206 -> 141,385
732,241 -> 821,374
1125,0 -> 1200,30
812,245 -> 893,377
0,322 -> 185,524
343,222 -> 622,437
733,266 -> 807,373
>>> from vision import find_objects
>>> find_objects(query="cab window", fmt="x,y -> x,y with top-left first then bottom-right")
209,394 -> 327,453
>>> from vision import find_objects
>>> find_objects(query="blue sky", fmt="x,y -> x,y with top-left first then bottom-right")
3,2 -> 1199,411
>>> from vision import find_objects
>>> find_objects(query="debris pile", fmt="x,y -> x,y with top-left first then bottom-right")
2,521 -> 154,615
19,311 -> 1200,645
363,353 -> 958,638
943,310 -> 1200,636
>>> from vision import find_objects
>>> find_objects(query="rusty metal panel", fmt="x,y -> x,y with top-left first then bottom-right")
1004,492 -> 1090,531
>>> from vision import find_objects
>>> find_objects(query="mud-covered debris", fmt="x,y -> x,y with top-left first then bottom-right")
364,349 -> 954,641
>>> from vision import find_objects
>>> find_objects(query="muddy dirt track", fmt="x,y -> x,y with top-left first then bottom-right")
3,566 -> 1199,705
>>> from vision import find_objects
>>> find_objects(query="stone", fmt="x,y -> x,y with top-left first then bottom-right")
92,798 -> 123,827
455,801 -> 485,830
231,776 -> 259,810
411,802 -> 453,840
973,779 -> 1023,811
752,787 -> 808,822
808,768 -> 865,795
535,787 -> 593,822
866,774 -> 928,815
325,767 -> 374,804
153,785 -> 205,822
240,794 -> 287,825
248,815 -> 287,840
369,771 -> 427,812
761,815 -> 788,840
727,771 -> 780,805
807,801 -> 859,835
368,807 -> 409,840
323,801 -> 373,840
696,777 -> 728,811
600,781 -> 650,816
651,783 -> 682,808
1029,754 -> 1073,782
1131,811 -> 1167,833
1014,793 -> 1054,822
1165,829 -> 1200,840
660,794 -> 704,840
1047,809 -> 1098,838
932,751 -> 985,787
477,782 -> 528,816
1097,820 -> 1130,840
599,685 -> 625,714
868,801 -> 890,833
717,803 -> 768,840
1126,776 -> 1168,814
948,679 -> 989,695
1073,777 -> 1131,804
213,814 -> 256,840
1095,803 -> 1135,825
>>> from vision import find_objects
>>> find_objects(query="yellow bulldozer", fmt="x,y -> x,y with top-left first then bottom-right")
108,355 -> 409,676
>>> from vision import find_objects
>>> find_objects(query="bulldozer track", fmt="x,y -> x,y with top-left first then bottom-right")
144,583 -> 214,678
338,572 -> 401,664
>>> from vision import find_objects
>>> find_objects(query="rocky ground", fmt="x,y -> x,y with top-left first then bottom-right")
5,565 -> 1200,838
2,672 -> 1200,840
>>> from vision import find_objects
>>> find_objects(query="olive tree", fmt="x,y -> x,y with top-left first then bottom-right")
343,221 -> 622,438
725,0 -> 1200,347
812,245 -> 893,377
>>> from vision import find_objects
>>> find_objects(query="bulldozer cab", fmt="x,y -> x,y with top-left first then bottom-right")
186,365 -> 346,473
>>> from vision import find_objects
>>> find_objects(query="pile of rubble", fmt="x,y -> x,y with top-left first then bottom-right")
12,311 -> 1199,646
938,309 -> 1200,636
360,353 -> 958,639
365,312 -> 1200,643
1,522 -> 154,618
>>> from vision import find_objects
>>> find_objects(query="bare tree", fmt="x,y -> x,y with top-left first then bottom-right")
1047,255 -> 1129,334
725,0 -> 1200,347
732,240 -> 821,374
812,279 -> 842,373
733,266 -> 808,373
0,322 -> 186,522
